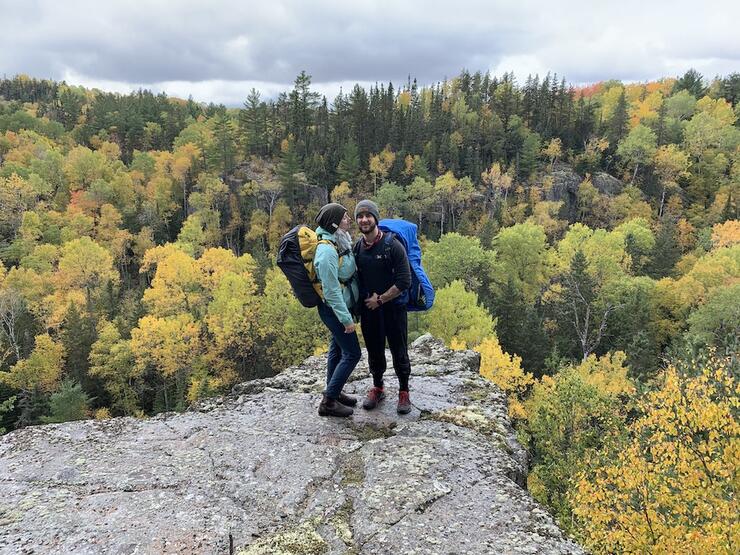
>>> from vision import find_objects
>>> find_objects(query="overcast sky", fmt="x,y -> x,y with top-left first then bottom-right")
1,0 -> 738,105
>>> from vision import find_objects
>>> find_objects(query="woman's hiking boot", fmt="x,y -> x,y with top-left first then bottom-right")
397,390 -> 412,414
337,392 -> 357,406
362,387 -> 385,410
319,394 -> 353,417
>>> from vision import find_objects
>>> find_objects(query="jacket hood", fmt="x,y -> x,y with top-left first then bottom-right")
315,226 -> 338,242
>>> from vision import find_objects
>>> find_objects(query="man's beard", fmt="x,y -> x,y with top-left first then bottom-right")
359,220 -> 377,235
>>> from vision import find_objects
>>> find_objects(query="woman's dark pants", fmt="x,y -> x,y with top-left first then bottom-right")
317,302 -> 361,399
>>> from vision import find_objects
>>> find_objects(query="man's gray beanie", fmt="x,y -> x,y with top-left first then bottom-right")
354,199 -> 380,222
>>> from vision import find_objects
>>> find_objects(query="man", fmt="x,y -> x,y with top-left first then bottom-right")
353,199 -> 413,414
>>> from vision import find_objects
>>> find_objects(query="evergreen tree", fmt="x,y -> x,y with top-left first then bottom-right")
717,72 -> 740,106
336,140 -> 360,185
212,113 -> 236,175
41,379 -> 90,423
673,69 -> 707,98
491,278 -> 548,375
60,304 -> 98,394
289,71 -> 320,158
239,89 -> 267,156
648,217 -> 681,278
606,89 -> 628,154
277,137 -> 302,207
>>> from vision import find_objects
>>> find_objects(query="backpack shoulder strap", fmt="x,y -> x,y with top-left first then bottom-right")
382,231 -> 395,272
317,238 -> 340,260
317,238 -> 336,249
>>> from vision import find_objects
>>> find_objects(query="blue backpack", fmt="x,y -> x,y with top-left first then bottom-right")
377,219 -> 435,311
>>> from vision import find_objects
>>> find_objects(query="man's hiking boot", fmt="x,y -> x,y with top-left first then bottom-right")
397,391 -> 412,414
319,394 -> 353,417
362,387 -> 385,410
337,392 -> 357,407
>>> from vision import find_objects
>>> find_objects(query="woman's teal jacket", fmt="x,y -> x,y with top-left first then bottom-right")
314,226 -> 358,326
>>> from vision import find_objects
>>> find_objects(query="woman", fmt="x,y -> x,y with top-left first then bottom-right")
314,202 -> 361,417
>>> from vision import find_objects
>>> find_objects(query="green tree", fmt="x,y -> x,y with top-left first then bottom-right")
524,352 -> 633,533
551,250 -> 619,360
406,176 -> 437,229
647,217 -> 681,279
277,137 -> 302,207
212,113 -> 237,174
491,222 -> 552,303
337,140 -> 361,185
41,379 -> 90,423
673,68 -> 707,98
685,283 -> 740,353
617,124 -> 657,183
374,181 -> 407,218
517,131 -> 541,181
424,233 -> 493,292
421,280 -> 494,347
59,302 -> 98,396
606,89 -> 629,152
0,395 -> 15,434
258,268 -> 327,373
88,321 -> 140,416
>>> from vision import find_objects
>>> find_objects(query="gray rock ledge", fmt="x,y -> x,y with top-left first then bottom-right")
0,334 -> 583,554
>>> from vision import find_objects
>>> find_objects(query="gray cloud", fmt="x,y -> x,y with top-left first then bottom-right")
1,0 -> 738,105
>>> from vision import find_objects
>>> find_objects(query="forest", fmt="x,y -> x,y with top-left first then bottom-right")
0,68 -> 738,553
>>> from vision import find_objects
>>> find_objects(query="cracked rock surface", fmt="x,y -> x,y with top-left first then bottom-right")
0,334 -> 583,554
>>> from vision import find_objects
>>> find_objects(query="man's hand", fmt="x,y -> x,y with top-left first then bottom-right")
344,322 -> 356,333
364,293 -> 381,310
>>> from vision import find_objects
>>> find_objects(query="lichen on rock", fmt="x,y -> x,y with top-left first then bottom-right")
238,520 -> 328,555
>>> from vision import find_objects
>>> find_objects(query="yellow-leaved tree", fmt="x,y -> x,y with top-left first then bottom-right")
475,335 -> 534,421
0,334 -> 66,394
130,313 -> 201,411
572,354 -> 739,554
135,245 -> 260,406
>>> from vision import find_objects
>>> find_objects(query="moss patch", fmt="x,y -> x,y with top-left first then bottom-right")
348,422 -> 396,442
328,497 -> 356,549
238,520 -> 328,555
465,387 -> 489,402
428,406 -> 504,439
339,451 -> 366,486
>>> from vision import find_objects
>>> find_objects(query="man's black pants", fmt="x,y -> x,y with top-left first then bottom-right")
360,302 -> 411,391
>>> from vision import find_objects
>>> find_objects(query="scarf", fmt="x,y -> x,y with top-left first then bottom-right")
362,230 -> 384,250
335,228 -> 353,253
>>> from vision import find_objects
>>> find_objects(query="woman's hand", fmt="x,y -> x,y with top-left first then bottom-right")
364,293 -> 382,310
344,322 -> 356,333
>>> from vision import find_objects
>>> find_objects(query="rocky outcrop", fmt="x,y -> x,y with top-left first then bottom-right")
591,172 -> 624,197
0,335 -> 583,554
546,163 -> 625,221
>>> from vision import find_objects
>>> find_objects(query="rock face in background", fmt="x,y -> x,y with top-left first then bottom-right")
546,163 -> 625,221
0,335 -> 583,554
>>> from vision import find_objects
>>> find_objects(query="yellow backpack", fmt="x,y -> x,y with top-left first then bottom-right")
277,225 -> 340,307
